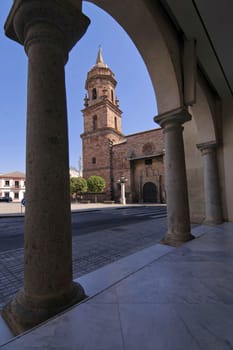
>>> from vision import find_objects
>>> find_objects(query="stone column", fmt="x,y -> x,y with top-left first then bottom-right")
2,0 -> 90,335
155,107 -> 194,246
197,141 -> 222,224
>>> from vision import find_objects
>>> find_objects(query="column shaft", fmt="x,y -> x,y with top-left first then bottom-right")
24,34 -> 72,295
197,142 -> 222,224
155,108 -> 194,246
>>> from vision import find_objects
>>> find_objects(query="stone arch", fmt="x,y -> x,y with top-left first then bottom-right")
143,182 -> 157,203
85,0 -> 183,114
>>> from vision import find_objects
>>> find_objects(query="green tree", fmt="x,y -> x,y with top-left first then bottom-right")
87,175 -> 106,193
70,177 -> 87,200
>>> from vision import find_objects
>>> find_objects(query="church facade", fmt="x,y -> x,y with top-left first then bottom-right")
81,49 -> 165,203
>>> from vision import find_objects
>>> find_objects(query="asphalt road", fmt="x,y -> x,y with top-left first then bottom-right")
0,205 -> 167,252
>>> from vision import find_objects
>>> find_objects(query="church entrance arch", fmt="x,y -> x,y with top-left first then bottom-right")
143,182 -> 157,203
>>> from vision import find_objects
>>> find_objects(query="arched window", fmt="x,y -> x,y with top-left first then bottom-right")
93,115 -> 97,130
111,89 -> 114,102
92,157 -> 96,164
92,88 -> 97,100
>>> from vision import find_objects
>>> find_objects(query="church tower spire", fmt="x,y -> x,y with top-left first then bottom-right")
95,47 -> 107,67
81,48 -> 124,199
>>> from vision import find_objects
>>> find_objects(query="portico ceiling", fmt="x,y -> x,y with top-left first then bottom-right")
160,0 -> 233,98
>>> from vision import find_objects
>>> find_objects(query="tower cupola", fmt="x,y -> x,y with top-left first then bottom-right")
84,48 -> 118,108
82,48 -> 123,135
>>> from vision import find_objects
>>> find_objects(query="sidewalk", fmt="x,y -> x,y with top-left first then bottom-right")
0,202 -> 162,217
1,222 -> 233,349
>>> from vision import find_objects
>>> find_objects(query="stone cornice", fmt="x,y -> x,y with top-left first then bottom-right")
126,152 -> 164,161
80,127 -> 125,139
82,99 -> 122,115
85,72 -> 117,89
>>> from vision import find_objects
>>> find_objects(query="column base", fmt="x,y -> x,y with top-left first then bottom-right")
1,281 -> 86,335
160,232 -> 195,247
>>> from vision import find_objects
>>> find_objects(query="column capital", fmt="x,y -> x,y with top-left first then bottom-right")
154,106 -> 192,129
196,140 -> 217,155
4,0 -> 90,56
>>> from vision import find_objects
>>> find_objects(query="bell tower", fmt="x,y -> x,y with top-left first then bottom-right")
81,48 -> 124,198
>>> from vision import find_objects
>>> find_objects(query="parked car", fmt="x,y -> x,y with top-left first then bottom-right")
0,197 -> 13,202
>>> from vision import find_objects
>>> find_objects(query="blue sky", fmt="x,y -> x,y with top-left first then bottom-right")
0,1 -> 158,174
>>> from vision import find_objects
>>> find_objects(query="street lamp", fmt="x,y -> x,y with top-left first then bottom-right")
117,175 -> 128,205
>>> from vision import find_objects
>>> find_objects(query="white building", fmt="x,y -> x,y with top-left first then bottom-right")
69,167 -> 80,178
0,171 -> 25,202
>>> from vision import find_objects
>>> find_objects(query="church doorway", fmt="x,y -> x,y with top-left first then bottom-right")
143,182 -> 157,203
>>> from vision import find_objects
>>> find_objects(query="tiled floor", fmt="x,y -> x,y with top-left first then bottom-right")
1,223 -> 233,349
